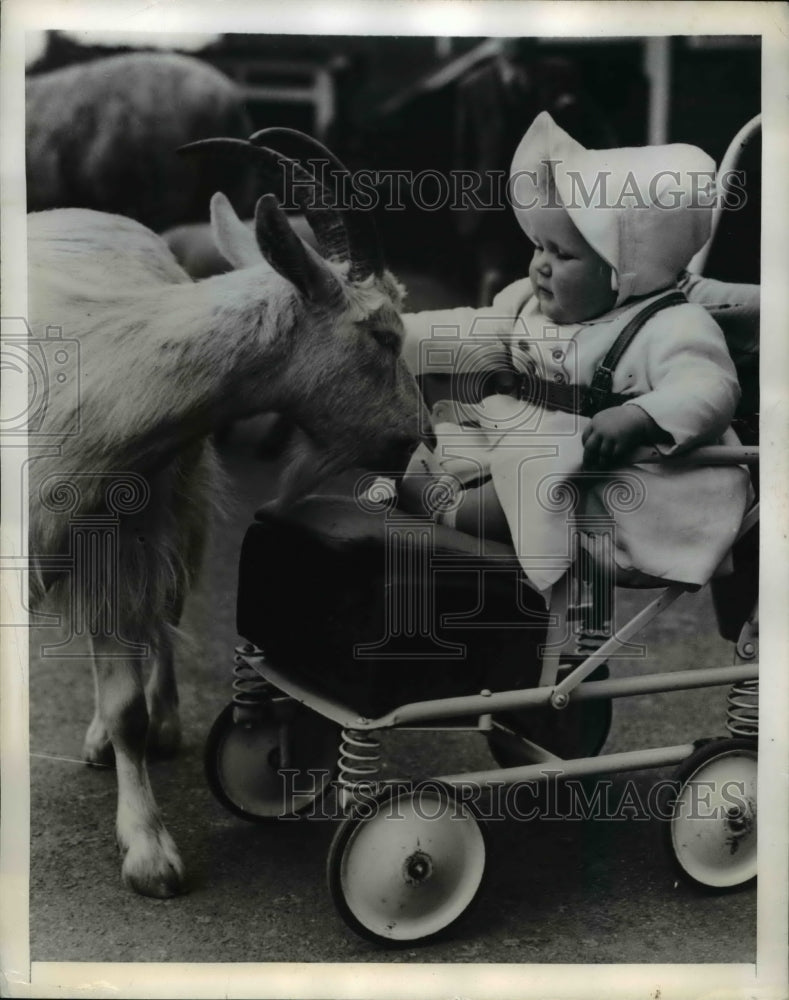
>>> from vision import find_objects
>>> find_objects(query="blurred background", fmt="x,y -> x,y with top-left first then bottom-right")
26,30 -> 761,307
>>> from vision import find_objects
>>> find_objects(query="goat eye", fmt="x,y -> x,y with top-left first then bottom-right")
371,327 -> 401,353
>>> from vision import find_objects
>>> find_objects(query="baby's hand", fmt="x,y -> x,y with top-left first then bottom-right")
582,405 -> 659,469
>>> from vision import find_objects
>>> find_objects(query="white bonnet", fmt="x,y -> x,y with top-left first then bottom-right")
509,112 -> 716,305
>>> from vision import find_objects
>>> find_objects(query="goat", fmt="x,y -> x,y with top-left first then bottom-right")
162,214 -> 319,457
26,52 -> 256,231
27,131 -> 431,898
163,213 -> 318,279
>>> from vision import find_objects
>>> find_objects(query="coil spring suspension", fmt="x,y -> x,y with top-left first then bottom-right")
337,729 -> 381,808
727,680 -> 759,738
231,651 -> 271,719
575,630 -> 607,656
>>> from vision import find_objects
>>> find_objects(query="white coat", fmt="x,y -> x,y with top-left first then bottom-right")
402,279 -> 751,592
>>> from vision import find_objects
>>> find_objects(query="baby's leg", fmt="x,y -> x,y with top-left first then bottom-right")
399,453 -> 512,544
453,479 -> 512,545
397,444 -> 444,517
399,403 -> 511,541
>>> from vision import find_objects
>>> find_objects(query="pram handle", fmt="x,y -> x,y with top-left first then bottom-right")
626,444 -> 758,467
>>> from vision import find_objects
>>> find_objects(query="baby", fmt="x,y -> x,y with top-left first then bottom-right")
398,112 -> 751,597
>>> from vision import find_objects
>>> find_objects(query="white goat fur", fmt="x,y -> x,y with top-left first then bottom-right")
28,194 -> 424,897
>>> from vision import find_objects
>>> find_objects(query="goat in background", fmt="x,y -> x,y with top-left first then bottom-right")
26,52 -> 256,231
27,132 -> 430,898
163,212 -> 319,279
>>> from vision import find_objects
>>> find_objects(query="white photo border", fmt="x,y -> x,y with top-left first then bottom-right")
2,2 -> 787,998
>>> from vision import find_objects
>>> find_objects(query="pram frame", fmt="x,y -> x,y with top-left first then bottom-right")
206,412 -> 759,947
219,434 -> 759,944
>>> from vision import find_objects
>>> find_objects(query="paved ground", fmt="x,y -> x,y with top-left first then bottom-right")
28,419 -> 757,967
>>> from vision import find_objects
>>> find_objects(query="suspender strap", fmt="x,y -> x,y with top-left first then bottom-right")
582,290 -> 687,417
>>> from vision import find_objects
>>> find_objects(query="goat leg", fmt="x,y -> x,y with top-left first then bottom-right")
144,623 -> 181,759
83,627 -> 181,765
90,634 -> 185,898
83,659 -> 114,767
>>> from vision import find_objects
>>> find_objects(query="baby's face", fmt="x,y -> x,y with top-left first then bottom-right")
527,207 -> 617,324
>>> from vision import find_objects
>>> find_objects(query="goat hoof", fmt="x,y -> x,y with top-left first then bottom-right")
120,830 -> 185,899
123,863 -> 184,899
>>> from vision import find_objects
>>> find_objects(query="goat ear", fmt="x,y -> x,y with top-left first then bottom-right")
210,192 -> 264,269
254,194 -> 341,302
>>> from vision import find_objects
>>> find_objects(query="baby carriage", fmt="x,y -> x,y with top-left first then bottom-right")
204,118 -> 761,946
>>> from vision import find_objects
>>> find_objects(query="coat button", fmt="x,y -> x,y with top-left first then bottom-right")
552,349 -> 564,361
553,373 -> 565,384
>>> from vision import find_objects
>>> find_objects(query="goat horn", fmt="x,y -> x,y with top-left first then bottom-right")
177,139 -> 344,261
248,128 -> 384,280
177,138 -> 379,280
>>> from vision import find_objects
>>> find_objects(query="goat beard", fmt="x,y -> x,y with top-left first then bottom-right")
274,429 -> 353,509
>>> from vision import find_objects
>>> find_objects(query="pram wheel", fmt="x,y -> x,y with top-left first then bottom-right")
486,663 -> 612,767
205,700 -> 339,821
664,737 -> 757,890
327,783 -> 488,946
